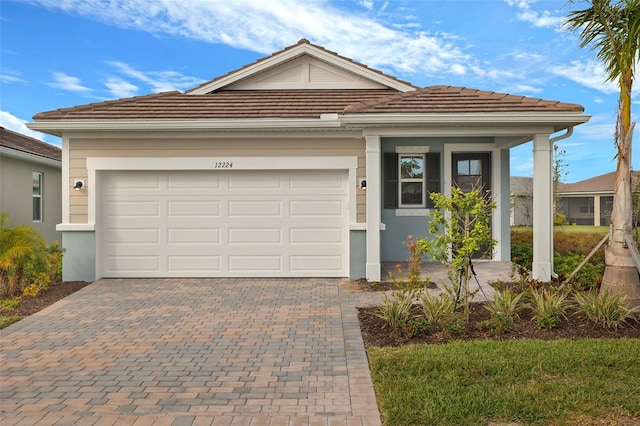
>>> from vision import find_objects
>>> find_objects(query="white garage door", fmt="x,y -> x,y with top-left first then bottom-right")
100,170 -> 349,278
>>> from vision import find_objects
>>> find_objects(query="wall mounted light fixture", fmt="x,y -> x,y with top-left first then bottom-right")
73,180 -> 84,191
359,179 -> 367,190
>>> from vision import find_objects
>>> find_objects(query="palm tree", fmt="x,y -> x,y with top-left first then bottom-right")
565,0 -> 640,306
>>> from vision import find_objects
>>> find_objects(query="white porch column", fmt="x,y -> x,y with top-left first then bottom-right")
365,135 -> 382,281
532,133 -> 554,281
593,196 -> 601,226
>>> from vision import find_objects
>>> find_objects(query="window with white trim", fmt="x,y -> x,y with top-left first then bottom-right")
32,171 -> 43,222
384,151 -> 440,209
399,155 -> 424,207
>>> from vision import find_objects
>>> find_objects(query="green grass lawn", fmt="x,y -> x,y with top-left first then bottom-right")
512,225 -> 610,235
368,338 -> 640,426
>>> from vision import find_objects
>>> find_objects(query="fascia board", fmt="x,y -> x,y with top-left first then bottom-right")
188,44 -> 415,94
558,190 -> 613,196
340,112 -> 591,126
0,146 -> 61,168
28,116 -> 343,136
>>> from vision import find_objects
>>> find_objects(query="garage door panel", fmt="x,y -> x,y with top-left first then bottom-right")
107,201 -> 160,217
228,173 -> 282,189
290,200 -> 343,217
167,201 -> 220,217
168,172 -> 221,190
107,228 -> 160,244
228,200 -> 282,217
168,256 -> 221,272
229,256 -> 282,272
290,172 -> 345,190
228,228 -> 282,244
290,228 -> 343,244
168,228 -> 220,244
290,255 -> 343,272
106,255 -> 160,272
101,169 -> 348,278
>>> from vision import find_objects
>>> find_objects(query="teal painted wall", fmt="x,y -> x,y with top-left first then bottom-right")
349,230 -> 366,279
62,231 -> 95,282
379,137 -> 501,262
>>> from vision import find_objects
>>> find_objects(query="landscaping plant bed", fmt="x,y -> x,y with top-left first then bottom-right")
358,302 -> 640,348
1,279 -> 89,318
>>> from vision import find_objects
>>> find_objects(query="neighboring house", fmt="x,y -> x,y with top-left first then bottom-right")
29,39 -> 589,282
510,176 -> 533,226
557,171 -> 640,226
0,126 -> 62,243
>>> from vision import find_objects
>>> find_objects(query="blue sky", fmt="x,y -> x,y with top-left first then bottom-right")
1,0 -> 637,183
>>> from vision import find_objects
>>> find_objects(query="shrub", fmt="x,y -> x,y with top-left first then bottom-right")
0,298 -> 20,311
529,288 -> 572,329
554,252 -> 603,291
404,316 -> 431,338
511,243 -> 533,272
554,212 -> 569,225
22,283 -> 40,298
376,291 -> 414,328
484,289 -> 524,332
418,290 -> 456,325
574,290 -> 640,329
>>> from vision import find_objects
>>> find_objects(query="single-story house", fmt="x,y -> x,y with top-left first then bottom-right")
510,176 -> 533,226
0,126 -> 62,243
29,39 -> 590,282
557,171 -> 640,226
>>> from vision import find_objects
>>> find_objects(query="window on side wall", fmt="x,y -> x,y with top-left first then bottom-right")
32,171 -> 43,222
384,151 -> 440,209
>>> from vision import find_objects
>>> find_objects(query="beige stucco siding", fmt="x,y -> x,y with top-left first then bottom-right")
67,137 -> 366,224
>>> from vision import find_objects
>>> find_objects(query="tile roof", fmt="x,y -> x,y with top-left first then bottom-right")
343,85 -> 585,114
32,85 -> 585,121
0,126 -> 61,161
558,171 -> 640,193
186,38 -> 418,94
32,89 -> 400,120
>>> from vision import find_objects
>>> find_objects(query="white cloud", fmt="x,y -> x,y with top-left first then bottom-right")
25,0 -> 471,78
47,72 -> 93,93
106,61 -> 204,93
105,77 -> 139,98
0,110 -> 48,141
549,60 -> 618,94
509,84 -> 542,94
505,0 -> 564,30
0,74 -> 27,84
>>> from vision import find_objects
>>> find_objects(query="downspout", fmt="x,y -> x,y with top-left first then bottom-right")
549,126 -> 574,279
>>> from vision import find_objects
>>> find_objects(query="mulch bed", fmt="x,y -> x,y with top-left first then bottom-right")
350,280 -> 640,348
2,280 -> 89,317
358,304 -> 640,348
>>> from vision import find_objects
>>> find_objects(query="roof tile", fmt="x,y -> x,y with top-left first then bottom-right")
0,127 -> 61,161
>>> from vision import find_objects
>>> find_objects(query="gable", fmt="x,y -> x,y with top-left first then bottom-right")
188,39 -> 416,94
226,56 -> 388,90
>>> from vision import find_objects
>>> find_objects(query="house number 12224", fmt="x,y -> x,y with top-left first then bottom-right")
214,162 -> 233,168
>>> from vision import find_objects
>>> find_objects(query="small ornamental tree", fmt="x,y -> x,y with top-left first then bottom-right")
418,186 -> 497,318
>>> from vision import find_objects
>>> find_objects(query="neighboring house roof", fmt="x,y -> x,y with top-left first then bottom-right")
510,176 -> 533,196
558,171 -> 640,194
0,126 -> 61,162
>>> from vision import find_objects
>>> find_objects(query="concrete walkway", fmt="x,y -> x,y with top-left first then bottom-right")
0,279 -> 381,426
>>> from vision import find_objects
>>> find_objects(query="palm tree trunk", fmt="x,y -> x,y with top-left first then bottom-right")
600,72 -> 640,307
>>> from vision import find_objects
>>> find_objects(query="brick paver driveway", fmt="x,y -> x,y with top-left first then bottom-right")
1,278 -> 382,426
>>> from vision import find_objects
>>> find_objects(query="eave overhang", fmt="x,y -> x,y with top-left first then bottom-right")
340,112 -> 591,132
0,146 -> 62,168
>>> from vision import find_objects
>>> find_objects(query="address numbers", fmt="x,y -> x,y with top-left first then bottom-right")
214,162 -> 233,168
